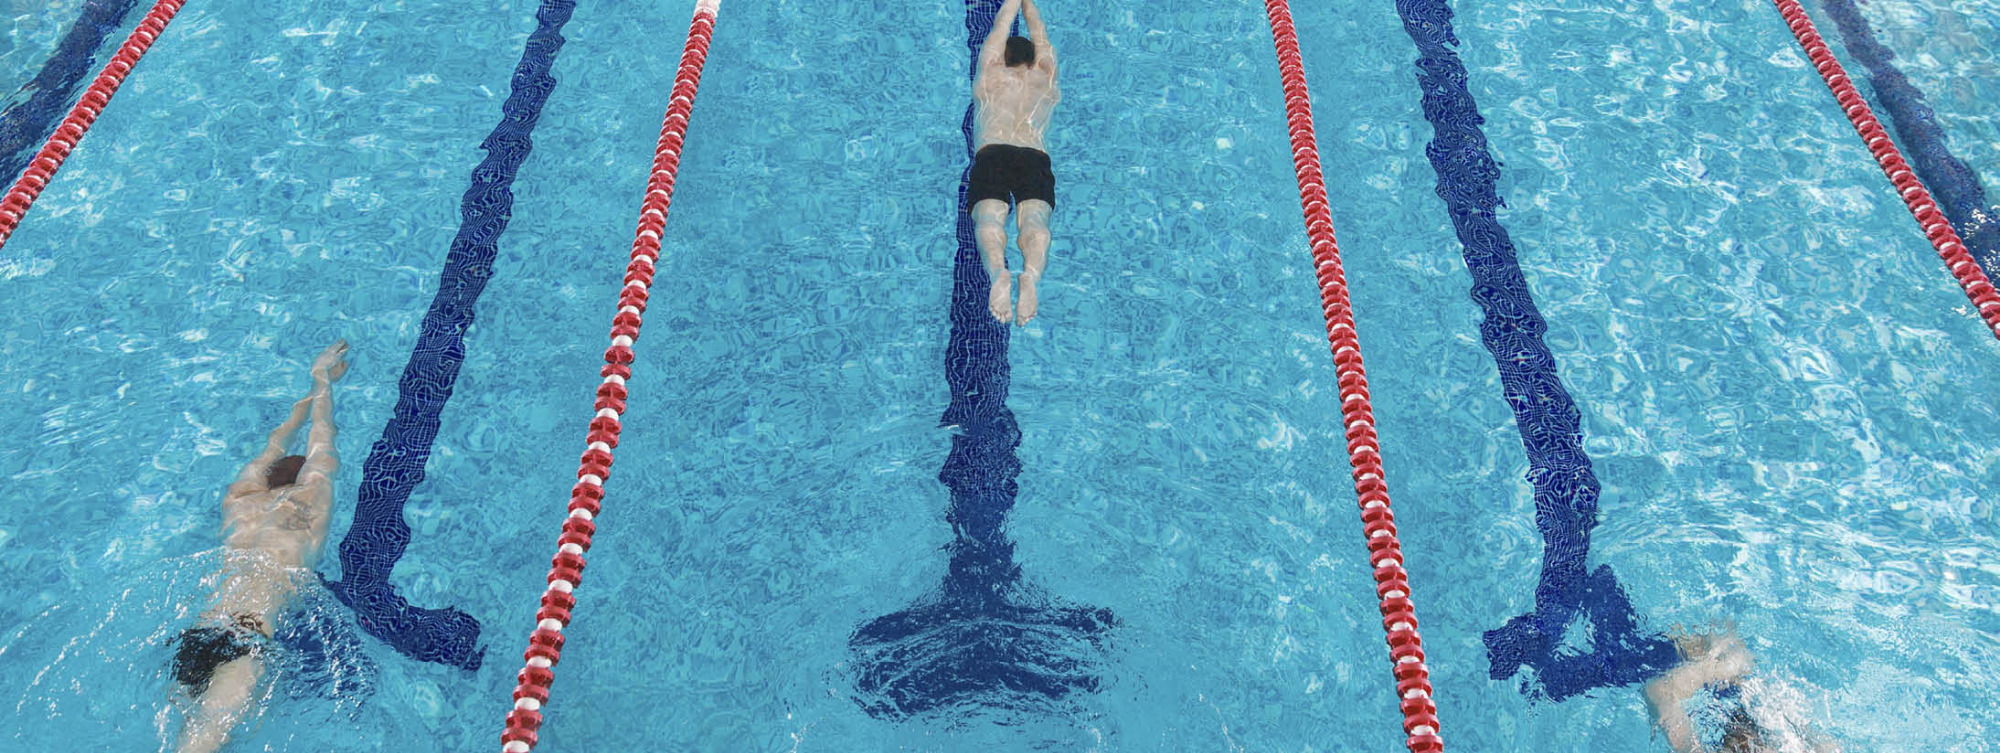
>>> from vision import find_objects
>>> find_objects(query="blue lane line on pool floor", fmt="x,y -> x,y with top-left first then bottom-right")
1389,0 -> 1677,701
847,0 -> 1112,718
1816,0 -> 2000,277
320,0 -> 580,672
0,0 -> 140,184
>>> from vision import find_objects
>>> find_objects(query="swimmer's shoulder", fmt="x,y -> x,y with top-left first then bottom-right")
222,486 -> 285,509
220,487 -> 296,530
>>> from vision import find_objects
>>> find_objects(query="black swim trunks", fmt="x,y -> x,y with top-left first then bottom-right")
967,144 -> 1056,211
173,622 -> 264,696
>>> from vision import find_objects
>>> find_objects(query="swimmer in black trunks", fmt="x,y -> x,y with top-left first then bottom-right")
1644,627 -> 1844,753
971,0 -> 1060,324
172,340 -> 347,753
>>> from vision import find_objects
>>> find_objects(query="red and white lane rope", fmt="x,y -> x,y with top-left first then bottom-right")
0,0 -> 187,250
498,1 -> 718,750
1260,2 -> 1442,751
1770,0 -> 2000,340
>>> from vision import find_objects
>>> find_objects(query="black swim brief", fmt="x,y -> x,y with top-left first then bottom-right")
173,621 -> 264,697
967,144 -> 1056,211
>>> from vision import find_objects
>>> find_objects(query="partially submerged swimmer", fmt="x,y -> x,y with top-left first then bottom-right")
971,0 -> 1060,325
172,340 -> 347,753
1645,628 -> 1842,753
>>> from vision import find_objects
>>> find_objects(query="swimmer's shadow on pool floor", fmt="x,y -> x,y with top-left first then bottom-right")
847,568 -> 1116,720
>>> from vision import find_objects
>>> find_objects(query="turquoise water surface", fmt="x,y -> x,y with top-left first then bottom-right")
1,0 -> 1997,750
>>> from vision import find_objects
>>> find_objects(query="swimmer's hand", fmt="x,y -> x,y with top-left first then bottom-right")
311,340 -> 349,384
1698,634 -> 1753,684
1673,630 -> 1753,686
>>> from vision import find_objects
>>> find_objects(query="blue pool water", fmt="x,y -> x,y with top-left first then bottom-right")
2,0 -> 1998,750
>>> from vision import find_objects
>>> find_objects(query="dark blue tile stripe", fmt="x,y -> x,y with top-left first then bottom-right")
0,0 -> 140,184
1389,0 -> 1676,700
1816,0 -> 2000,276
847,0 -> 1111,717
320,0 -> 580,672
940,3 -> 1017,553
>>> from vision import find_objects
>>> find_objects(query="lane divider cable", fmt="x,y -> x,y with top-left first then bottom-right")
1769,0 -> 2000,340
1259,1 -> 1442,751
0,0 -> 187,251
497,1 -> 719,750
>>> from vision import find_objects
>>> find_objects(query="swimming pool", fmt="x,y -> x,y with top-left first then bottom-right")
1,0 -> 1997,749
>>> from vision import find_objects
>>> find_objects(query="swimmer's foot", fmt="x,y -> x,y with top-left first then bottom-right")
989,272 -> 1014,323
1016,269 -> 1040,325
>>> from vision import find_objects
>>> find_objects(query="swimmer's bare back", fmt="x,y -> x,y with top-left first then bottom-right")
971,0 -> 1060,325
973,0 -> 1059,153
174,340 -> 347,753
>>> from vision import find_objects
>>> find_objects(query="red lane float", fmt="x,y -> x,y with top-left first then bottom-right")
1259,2 -> 1442,751
497,1 -> 719,751
1770,0 -> 2000,340
0,0 -> 188,250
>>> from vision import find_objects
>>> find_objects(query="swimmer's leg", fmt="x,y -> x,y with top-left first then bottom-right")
1015,199 -> 1051,324
176,655 -> 261,753
973,198 -> 1014,323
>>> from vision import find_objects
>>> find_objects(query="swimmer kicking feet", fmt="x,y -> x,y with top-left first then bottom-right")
1645,627 -> 1843,753
971,0 -> 1060,324
171,340 -> 347,753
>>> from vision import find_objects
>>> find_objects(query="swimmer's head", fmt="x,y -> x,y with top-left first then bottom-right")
1004,36 -> 1035,68
266,455 -> 307,488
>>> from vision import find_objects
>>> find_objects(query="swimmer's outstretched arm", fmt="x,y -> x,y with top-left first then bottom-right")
1643,670 -> 1703,753
300,341 -> 346,479
1645,631 -> 1754,753
979,0 -> 1023,73
296,341 -> 347,532
224,341 -> 348,499
1021,0 -> 1053,61
225,395 -> 310,498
